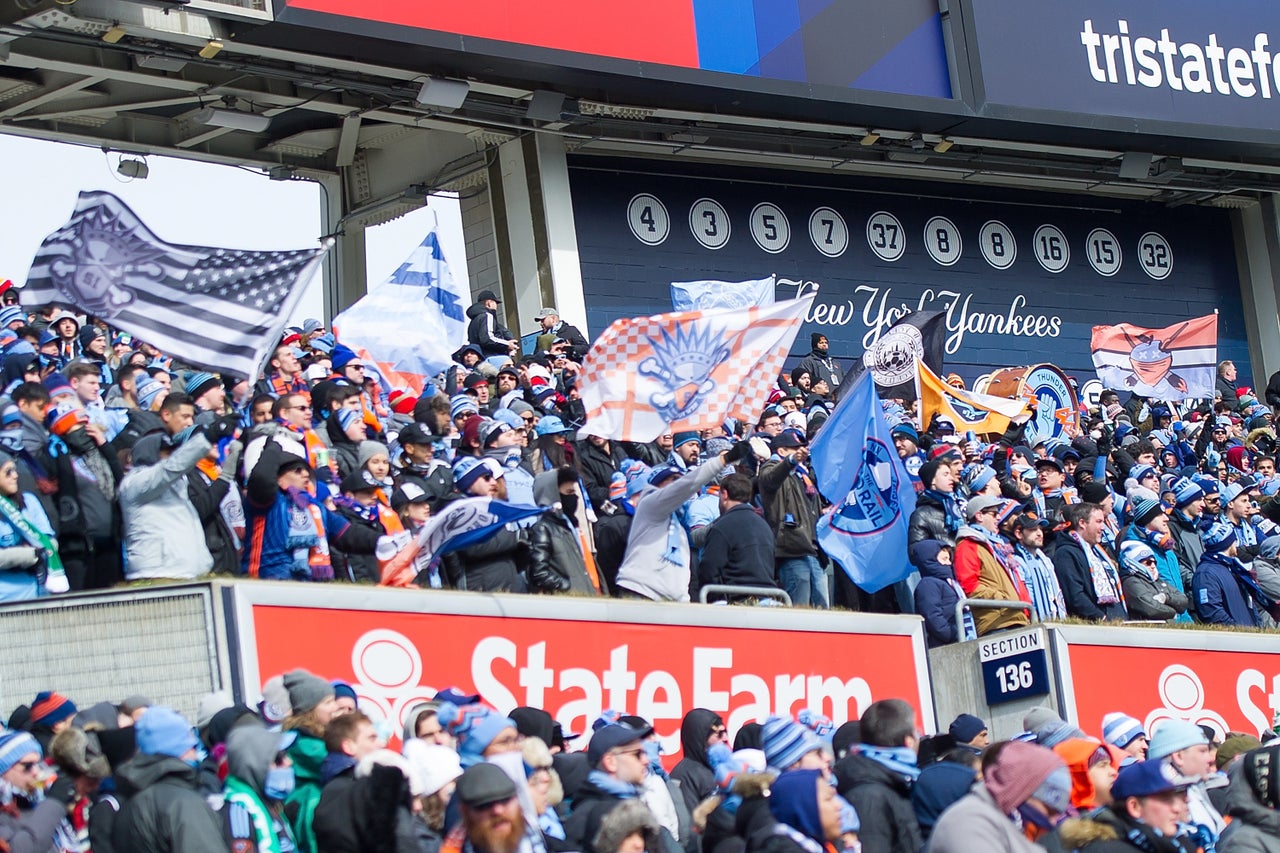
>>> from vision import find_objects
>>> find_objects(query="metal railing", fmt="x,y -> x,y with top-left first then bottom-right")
699,585 -> 793,606
955,598 -> 1033,635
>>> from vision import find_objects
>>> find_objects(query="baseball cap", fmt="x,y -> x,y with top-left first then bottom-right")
588,722 -> 653,768
965,494 -> 1004,521
533,307 -> 559,320
772,429 -> 806,450
1110,759 -> 1198,800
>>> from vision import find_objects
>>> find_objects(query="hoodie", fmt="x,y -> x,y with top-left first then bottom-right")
466,303 -> 515,357
910,539 -> 963,647
670,708 -> 722,814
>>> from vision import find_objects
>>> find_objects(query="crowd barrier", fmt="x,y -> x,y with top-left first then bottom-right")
4,582 -> 1277,748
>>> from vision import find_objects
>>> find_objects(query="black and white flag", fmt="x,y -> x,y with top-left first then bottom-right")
24,191 -> 326,378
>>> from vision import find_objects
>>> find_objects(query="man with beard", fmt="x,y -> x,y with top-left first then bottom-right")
797,333 -> 844,393
446,762 -> 536,853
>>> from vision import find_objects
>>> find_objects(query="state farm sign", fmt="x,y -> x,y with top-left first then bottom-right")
228,585 -> 932,757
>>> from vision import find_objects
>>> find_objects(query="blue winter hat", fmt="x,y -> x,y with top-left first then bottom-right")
309,332 -> 335,355
648,464 -> 683,487
963,464 -> 997,494
1171,478 -> 1204,508
1111,758 -> 1198,799
1101,713 -> 1147,750
796,709 -> 835,743
135,707 -> 200,759
0,730 -> 41,774
452,456 -> 491,493
949,713 -> 988,744
1146,719 -> 1209,760
0,306 -> 25,329
450,394 -> 478,420
1130,498 -> 1163,526
1220,481 -> 1247,505
1202,522 -> 1237,553
436,702 -> 517,768
335,407 -> 362,434
135,375 -> 166,410
183,371 -> 220,402
491,408 -> 523,431
890,422 -> 918,442
37,329 -> 58,347
1119,541 -> 1157,575
1130,464 -> 1157,483
761,715 -> 824,771
672,431 -> 701,448
331,343 -> 360,370
1192,475 -> 1221,497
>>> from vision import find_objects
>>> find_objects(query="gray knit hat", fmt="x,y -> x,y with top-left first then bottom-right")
283,669 -> 334,715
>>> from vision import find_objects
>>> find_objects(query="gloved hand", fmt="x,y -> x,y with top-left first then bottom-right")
204,414 -> 239,443
723,440 -> 753,465
218,440 -> 243,483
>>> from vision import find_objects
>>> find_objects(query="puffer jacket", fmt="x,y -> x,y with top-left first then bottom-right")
910,540 -> 962,647
111,753 -> 226,853
908,493 -> 957,546
117,433 -> 214,580
834,752 -> 922,853
1119,564 -> 1189,621
1221,759 -> 1280,853
952,527 -> 1030,636
757,456 -> 819,559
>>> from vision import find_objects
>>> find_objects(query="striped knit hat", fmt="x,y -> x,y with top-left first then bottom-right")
0,305 -> 26,330
0,730 -> 41,774
437,702 -> 517,767
184,371 -> 221,402
30,691 -> 77,728
761,715 -> 824,771
450,394 -> 478,420
1100,713 -> 1146,749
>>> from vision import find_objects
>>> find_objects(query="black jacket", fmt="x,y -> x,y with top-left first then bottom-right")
833,753 -> 922,853
466,303 -> 515,357
313,764 -> 434,853
757,458 -> 819,558
593,511 -> 632,594
698,504 -> 779,599
527,511 -> 598,595
1267,370 -> 1280,409
188,470 -> 240,575
1052,537 -> 1128,622
440,523 -> 528,592
796,347 -> 844,392
331,503 -> 386,584
111,753 -> 227,853
577,440 -> 627,511
562,777 -> 679,853
907,493 -> 956,546
1119,566 -> 1189,621
670,709 -> 721,815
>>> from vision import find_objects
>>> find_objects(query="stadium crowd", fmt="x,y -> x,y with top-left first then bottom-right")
0,283 -> 1279,634
3,677 -> 1280,852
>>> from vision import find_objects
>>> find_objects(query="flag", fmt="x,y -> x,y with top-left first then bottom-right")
1090,314 -> 1217,400
24,191 -> 324,379
918,361 -> 1027,436
813,369 -> 917,593
670,275 -> 776,311
578,295 -> 815,442
847,310 -> 946,401
377,497 -> 546,583
333,214 -> 466,395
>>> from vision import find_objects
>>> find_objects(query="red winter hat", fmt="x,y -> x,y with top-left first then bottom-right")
1237,387 -> 1253,398
388,389 -> 418,416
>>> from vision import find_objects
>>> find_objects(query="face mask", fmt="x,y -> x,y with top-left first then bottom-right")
559,492 -> 579,518
264,765 -> 296,800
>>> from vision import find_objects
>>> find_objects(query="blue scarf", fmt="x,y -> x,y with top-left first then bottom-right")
586,769 -> 642,799
856,744 -> 920,782
660,514 -> 684,566
1206,552 -> 1274,612
922,489 -> 965,534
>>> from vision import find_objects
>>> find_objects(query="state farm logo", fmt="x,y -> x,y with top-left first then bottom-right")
348,629 -> 439,733
1144,664 -> 1229,740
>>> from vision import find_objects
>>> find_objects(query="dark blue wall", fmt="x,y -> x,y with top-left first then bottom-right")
568,159 -> 1252,389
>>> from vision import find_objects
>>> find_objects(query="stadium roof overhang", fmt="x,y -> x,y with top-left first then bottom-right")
3,0 -> 1280,216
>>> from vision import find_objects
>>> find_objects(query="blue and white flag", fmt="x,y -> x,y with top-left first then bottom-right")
813,370 -> 917,593
333,213 -> 466,394
24,191 -> 325,379
670,276 -> 775,311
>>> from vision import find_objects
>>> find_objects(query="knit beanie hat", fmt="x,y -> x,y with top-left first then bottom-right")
1202,521 -> 1237,553
135,707 -> 199,758
403,739 -> 464,797
134,374 -> 166,410
357,440 -> 390,469
983,741 -> 1069,813
436,702 -> 517,767
259,675 -> 293,725
1079,482 -> 1110,504
761,715 -> 825,771
796,709 -> 835,743
30,691 -> 77,728
1171,478 -> 1205,509
0,730 -> 41,774
948,714 -> 987,744
918,459 -> 944,491
450,394 -> 478,420
1131,498 -> 1163,526
1147,719 -> 1209,760
335,407 -> 362,435
283,669 -> 334,716
331,344 -> 359,370
1101,713 -> 1146,749
0,305 -> 26,329
388,389 -> 418,416
963,465 -> 997,494
185,371 -> 221,402
43,372 -> 73,399
608,472 -> 627,501
453,456 -> 492,493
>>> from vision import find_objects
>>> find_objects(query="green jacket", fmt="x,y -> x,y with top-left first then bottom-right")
284,731 -> 326,853
225,775 -> 294,853
757,457 -> 820,558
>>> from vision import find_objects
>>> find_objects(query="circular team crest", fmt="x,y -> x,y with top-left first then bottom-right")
863,323 -> 923,388
1021,365 -> 1079,446
831,439 -> 902,536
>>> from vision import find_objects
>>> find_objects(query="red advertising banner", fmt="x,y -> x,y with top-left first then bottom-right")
284,0 -> 700,69
1054,626 -> 1280,740
232,585 -> 932,757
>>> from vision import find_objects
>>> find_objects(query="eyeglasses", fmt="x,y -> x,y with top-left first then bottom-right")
613,747 -> 647,761
488,732 -> 523,750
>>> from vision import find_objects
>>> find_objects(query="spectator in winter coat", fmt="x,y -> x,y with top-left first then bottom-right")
760,770 -> 846,853
281,670 -> 341,853
528,468 -> 600,595
911,540 -> 967,647
952,496 -> 1031,636
833,699 -> 922,853
929,742 -> 1069,853
0,449 -> 62,601
331,469 -> 402,584
451,762 -> 552,853
118,416 -> 237,580
616,443 -> 754,602
1167,477 -> 1205,590
757,430 -> 825,607
1054,503 -> 1128,622
564,723 -> 680,853
1117,541 -> 1190,622
394,423 -> 452,508
795,334 -> 844,396
224,727 -> 300,853
111,708 -> 226,853
698,473 -> 779,601
1220,743 -> 1280,853
908,459 -> 964,547
241,433 -> 382,581
578,434 -> 628,511
0,729 -> 67,853
1193,523 -> 1265,627
466,290 -> 517,361
670,709 -> 726,814
186,437 -> 243,576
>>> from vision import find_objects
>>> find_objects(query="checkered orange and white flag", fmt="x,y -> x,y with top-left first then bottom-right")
577,295 -> 815,442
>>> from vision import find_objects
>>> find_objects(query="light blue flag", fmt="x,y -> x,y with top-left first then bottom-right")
813,370 -> 917,593
332,212 -> 466,393
670,275 -> 775,311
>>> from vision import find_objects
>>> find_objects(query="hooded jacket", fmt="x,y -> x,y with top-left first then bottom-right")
118,432 -> 214,580
225,726 -> 297,853
670,709 -> 722,814
528,470 -> 598,595
466,303 -> 515,357
910,540 -> 962,647
111,753 -> 226,853
1221,758 -> 1280,853
927,783 -> 1044,853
